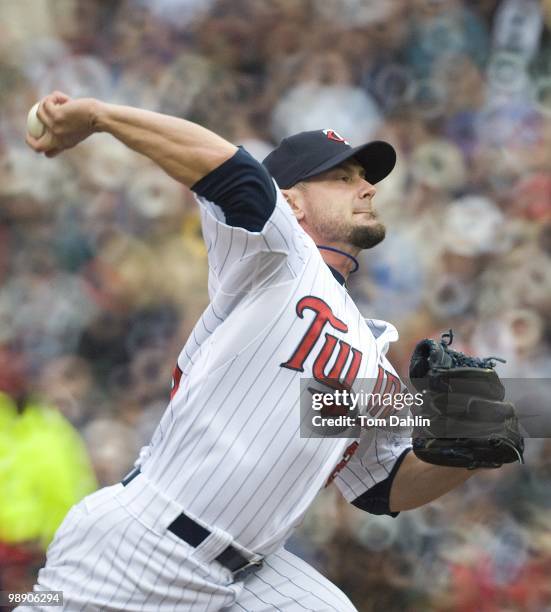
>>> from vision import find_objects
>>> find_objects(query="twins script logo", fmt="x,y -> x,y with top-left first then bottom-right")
281,295 -> 404,485
280,296 -> 362,390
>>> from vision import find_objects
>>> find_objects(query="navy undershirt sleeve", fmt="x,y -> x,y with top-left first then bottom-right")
351,448 -> 412,517
191,147 -> 277,232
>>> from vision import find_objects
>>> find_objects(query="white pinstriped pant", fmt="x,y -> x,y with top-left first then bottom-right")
15,474 -> 357,611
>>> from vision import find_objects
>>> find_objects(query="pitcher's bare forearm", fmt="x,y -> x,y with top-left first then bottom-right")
93,102 -> 237,186
26,92 -> 237,187
389,451 -> 477,512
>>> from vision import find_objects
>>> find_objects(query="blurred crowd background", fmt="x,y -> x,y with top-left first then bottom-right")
0,0 -> 550,610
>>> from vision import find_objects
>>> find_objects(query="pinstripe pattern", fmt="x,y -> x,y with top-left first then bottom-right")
335,354 -> 411,502
20,480 -> 239,611
138,188 -> 410,552
21,177 -> 409,611
225,548 -> 357,611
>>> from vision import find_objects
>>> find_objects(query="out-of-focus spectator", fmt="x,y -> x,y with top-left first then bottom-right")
0,394 -> 96,547
271,51 -> 382,145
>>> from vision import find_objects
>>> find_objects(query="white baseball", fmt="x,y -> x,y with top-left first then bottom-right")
27,102 -> 46,138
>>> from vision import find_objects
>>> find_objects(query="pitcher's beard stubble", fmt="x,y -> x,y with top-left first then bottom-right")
349,221 -> 386,249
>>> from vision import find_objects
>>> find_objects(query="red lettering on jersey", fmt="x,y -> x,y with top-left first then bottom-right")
281,296 -> 363,391
312,334 -> 340,387
170,364 -> 183,399
281,297 -> 348,372
343,347 -> 362,388
367,365 -> 404,417
377,372 -> 403,418
325,441 -> 359,486
326,338 -> 350,379
366,365 -> 385,415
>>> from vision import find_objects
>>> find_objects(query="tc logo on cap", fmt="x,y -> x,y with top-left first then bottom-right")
323,129 -> 350,145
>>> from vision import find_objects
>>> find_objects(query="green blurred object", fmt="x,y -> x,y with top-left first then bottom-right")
0,394 -> 97,548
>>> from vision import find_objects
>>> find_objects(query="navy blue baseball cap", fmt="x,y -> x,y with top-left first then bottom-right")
262,129 -> 396,189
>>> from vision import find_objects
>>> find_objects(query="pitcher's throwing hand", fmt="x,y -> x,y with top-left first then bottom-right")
26,91 -> 99,158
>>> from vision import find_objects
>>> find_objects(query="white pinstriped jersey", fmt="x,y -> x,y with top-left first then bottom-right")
138,171 -> 410,556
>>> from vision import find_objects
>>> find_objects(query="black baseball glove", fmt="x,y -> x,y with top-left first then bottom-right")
409,330 -> 524,469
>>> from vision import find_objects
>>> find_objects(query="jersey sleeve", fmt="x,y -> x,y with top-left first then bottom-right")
334,433 -> 411,517
333,328 -> 412,516
192,147 -> 309,298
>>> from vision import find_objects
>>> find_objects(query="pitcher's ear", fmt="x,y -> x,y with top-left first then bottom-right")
281,187 -> 305,221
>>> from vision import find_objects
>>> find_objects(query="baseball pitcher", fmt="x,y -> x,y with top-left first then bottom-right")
19,92 -> 523,611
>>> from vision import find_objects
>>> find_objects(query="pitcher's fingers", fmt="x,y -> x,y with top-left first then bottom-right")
34,130 -> 58,153
39,97 -> 58,127
40,90 -> 69,118
25,132 -> 43,152
51,90 -> 70,104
